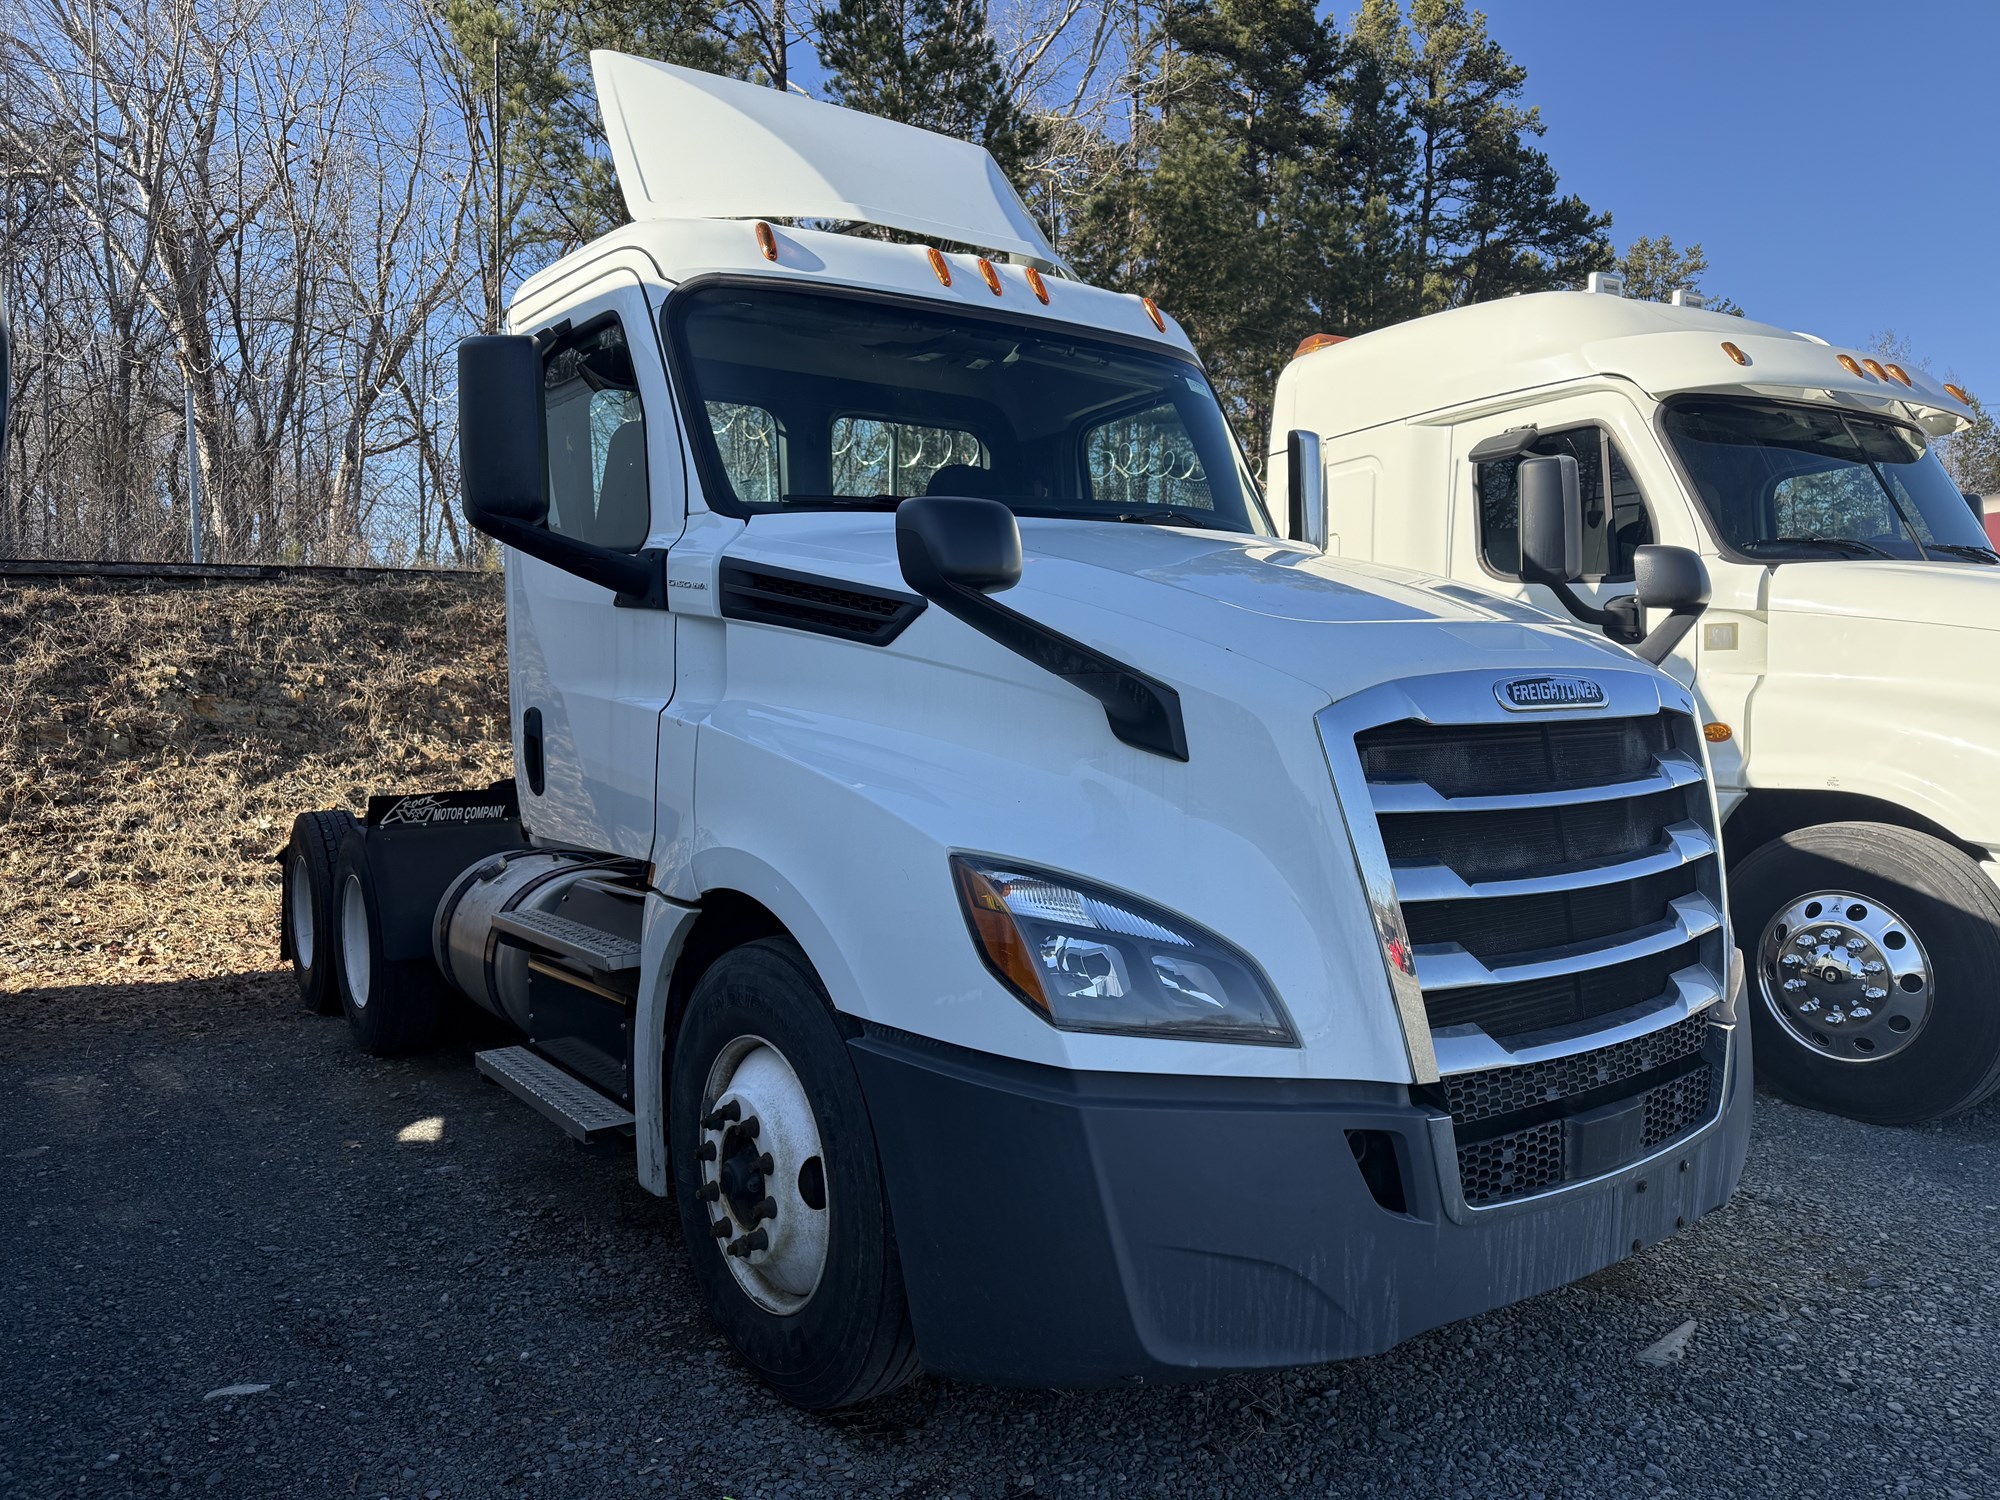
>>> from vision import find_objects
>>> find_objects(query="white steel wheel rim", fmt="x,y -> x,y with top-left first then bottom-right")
339,874 -> 372,1010
288,853 -> 316,969
698,1034 -> 829,1316
1756,889 -> 1934,1064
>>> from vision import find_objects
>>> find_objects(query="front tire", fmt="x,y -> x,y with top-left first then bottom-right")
1733,821 -> 2000,1124
331,833 -> 450,1057
669,938 -> 918,1408
281,809 -> 356,1015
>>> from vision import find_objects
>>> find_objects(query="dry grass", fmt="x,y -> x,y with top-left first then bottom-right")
0,576 -> 511,994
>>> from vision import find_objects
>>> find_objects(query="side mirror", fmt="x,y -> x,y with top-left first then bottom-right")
1967,490 -> 1986,521
455,333 -> 665,607
1286,430 -> 1327,552
458,335 -> 548,529
895,494 -> 1187,759
1634,544 -> 1708,613
1518,453 -> 1582,585
1628,544 -> 1709,666
896,494 -> 1023,596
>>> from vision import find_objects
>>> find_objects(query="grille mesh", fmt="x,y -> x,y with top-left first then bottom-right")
1642,1065 -> 1713,1148
1457,1120 -> 1565,1204
1442,1013 -> 1711,1127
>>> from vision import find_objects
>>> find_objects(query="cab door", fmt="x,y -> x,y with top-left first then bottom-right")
1446,393 -> 1699,683
506,268 -> 686,857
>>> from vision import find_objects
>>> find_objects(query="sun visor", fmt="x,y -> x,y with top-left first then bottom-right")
589,52 -> 1064,272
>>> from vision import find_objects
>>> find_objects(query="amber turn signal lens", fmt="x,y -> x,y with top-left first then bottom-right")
1703,722 -> 1733,744
926,247 -> 952,287
977,258 -> 1003,295
1838,354 -> 1864,378
754,221 -> 778,262
1293,332 -> 1348,359
1024,266 -> 1050,304
952,864 -> 1048,1012
1721,341 -> 1750,367
1142,297 -> 1166,332
1945,382 -> 1973,405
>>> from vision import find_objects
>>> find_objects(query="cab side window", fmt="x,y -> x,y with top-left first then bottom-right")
1476,428 -> 1655,580
543,320 -> 650,550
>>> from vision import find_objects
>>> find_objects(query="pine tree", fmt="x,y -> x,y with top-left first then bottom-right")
1618,234 -> 1738,311
1070,0 -> 1351,443
815,0 -> 1039,181
444,0 -> 735,263
1400,0 -> 1611,309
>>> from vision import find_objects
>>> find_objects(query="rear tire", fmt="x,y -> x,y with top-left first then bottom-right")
281,809 -> 355,1016
331,833 -> 450,1057
1733,821 -> 2000,1125
670,938 -> 919,1408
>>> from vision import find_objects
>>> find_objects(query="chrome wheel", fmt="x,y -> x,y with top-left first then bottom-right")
1757,890 -> 1932,1063
288,852 -> 317,969
339,874 -> 372,1010
697,1035 -> 829,1315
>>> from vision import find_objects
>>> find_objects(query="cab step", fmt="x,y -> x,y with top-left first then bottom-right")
489,908 -> 641,973
475,1045 -> 635,1141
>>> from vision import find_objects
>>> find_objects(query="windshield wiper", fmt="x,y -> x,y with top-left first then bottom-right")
1928,542 -> 2000,564
1751,534 -> 1895,559
1108,509 -> 1216,530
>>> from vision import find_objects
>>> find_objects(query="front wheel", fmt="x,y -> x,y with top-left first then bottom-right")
1733,821 -> 2000,1125
669,938 -> 918,1408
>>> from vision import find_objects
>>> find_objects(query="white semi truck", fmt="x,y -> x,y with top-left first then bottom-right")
264,57 -> 1750,1405
1271,285 -> 2000,1126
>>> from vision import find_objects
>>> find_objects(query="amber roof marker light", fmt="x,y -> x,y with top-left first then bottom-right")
1721,341 -> 1750,367
1141,297 -> 1166,332
1294,333 -> 1349,359
926,247 -> 952,287
1838,354 -> 1866,378
1862,357 -> 1890,380
1945,382 -> 1974,406
977,258 -> 1003,296
754,221 -> 778,262
1024,266 -> 1050,305
1883,363 -> 1913,387
1704,722 -> 1733,744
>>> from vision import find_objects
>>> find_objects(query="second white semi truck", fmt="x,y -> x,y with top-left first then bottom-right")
1272,285 -> 2000,1125
262,57 -> 1749,1404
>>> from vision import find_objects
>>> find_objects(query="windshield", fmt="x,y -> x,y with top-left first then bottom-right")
1662,398 -> 1997,565
666,283 -> 1272,534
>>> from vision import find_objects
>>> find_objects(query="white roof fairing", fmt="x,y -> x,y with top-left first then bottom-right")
589,52 -> 1065,273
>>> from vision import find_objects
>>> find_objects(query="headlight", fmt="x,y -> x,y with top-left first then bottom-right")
951,855 -> 1297,1045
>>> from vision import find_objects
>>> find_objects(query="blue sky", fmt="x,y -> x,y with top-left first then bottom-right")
1477,0 -> 1998,398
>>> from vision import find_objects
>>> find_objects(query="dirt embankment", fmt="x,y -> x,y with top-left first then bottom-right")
0,576 -> 511,995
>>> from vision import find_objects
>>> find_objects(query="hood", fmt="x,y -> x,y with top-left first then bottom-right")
1766,559 -> 2000,632
726,513 -> 1633,704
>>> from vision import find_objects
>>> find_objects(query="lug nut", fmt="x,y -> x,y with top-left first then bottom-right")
697,1182 -> 720,1203
702,1101 -> 741,1129
696,1141 -> 717,1162
756,1153 -> 774,1175
739,1115 -> 761,1139
726,1228 -> 770,1258
751,1196 -> 778,1223
709,1218 -> 732,1239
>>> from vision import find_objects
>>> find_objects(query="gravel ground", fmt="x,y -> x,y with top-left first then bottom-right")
3,975 -> 1995,1500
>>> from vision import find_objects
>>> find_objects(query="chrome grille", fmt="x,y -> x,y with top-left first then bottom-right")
1353,708 -> 1722,1044
1317,668 -> 1731,1212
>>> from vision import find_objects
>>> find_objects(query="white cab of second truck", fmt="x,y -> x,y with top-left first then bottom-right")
273,57 -> 1751,1406
1271,283 -> 2000,1125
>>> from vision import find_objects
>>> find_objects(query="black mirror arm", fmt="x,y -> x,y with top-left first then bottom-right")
472,511 -> 669,609
1526,566 -> 1644,644
903,559 -> 1188,761
1633,603 -> 1704,666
